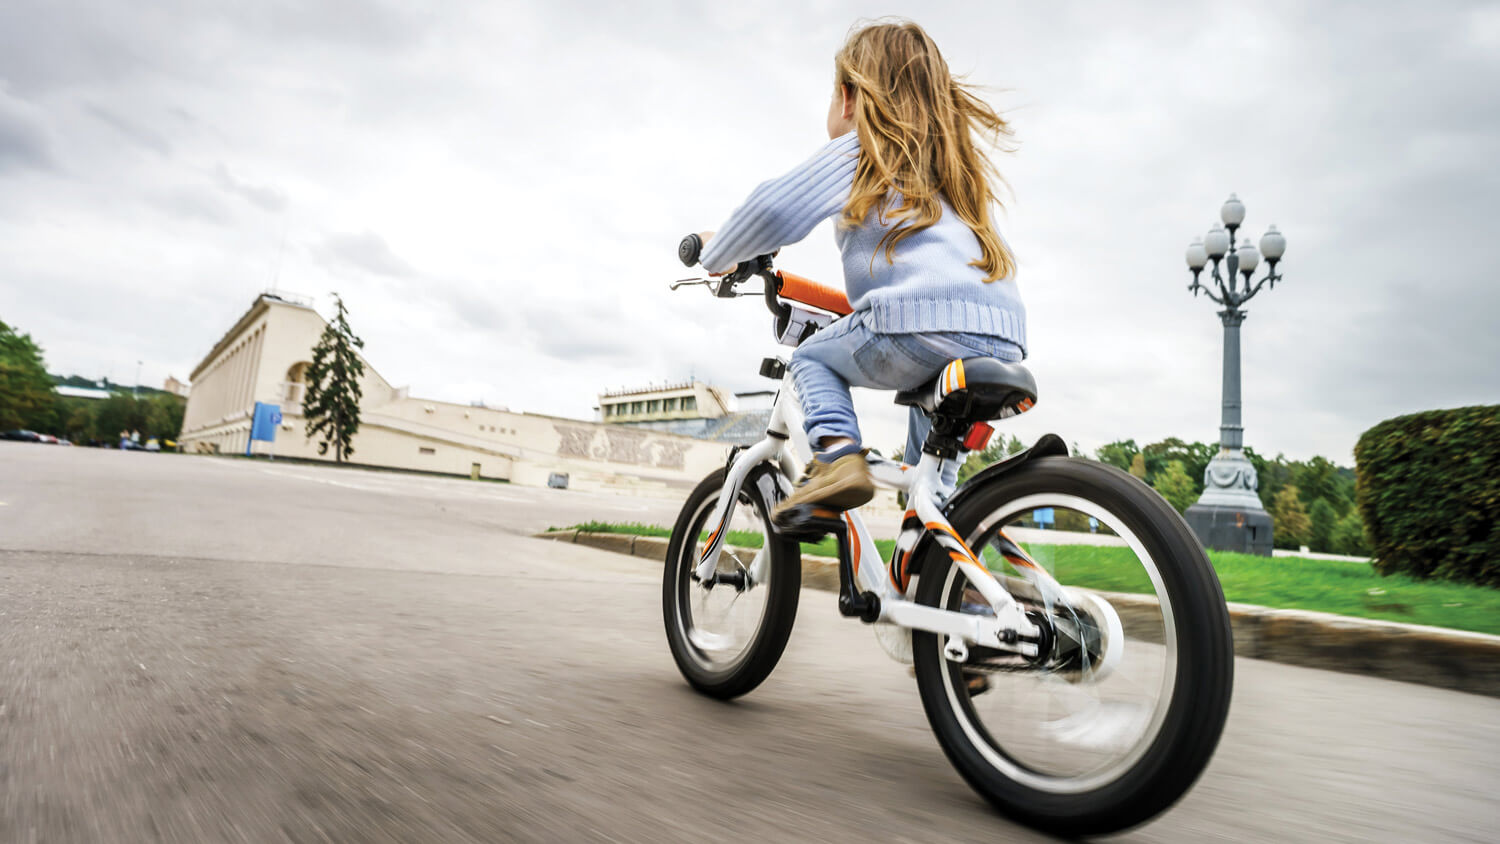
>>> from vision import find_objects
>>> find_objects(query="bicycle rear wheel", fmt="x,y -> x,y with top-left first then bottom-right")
912,456 -> 1233,836
663,466 -> 801,699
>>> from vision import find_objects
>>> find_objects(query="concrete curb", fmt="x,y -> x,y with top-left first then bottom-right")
536,531 -> 1500,699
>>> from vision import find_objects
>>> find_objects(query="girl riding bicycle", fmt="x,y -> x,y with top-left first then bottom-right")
696,20 -> 1026,520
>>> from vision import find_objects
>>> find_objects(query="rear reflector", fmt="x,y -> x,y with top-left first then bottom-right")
963,421 -> 994,451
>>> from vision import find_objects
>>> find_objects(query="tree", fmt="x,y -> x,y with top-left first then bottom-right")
0,319 -> 57,430
1141,438 -> 1215,494
1331,509 -> 1371,557
303,294 -> 365,463
957,434 -> 1025,485
1293,456 -> 1343,512
1095,439 -> 1139,472
63,401 -> 95,443
96,394 -> 145,443
144,393 -> 185,439
1152,460 -> 1197,514
1272,484 -> 1311,550
1128,452 -> 1147,480
1308,498 -> 1338,552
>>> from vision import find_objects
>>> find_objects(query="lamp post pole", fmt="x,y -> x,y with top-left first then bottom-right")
1182,194 -> 1287,555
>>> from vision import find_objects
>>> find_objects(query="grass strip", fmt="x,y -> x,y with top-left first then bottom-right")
548,523 -> 1500,636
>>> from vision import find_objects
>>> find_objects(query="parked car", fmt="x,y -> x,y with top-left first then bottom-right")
37,434 -> 58,444
2,430 -> 42,442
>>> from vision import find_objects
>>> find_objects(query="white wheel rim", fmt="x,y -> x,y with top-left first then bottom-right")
938,493 -> 1179,794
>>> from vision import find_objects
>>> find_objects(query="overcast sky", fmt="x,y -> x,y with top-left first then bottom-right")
2,0 -> 1496,463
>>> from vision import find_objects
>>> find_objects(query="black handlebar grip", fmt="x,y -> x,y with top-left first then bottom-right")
678,233 -> 702,267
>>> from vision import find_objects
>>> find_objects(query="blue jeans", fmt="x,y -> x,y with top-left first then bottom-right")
788,310 -> 1023,484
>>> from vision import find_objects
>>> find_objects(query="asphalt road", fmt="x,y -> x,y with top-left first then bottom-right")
2,444 -> 1496,843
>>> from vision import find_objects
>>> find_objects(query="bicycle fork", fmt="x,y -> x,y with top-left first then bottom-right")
693,435 -> 783,586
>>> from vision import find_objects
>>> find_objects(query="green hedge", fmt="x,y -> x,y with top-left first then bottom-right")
1355,405 -> 1500,586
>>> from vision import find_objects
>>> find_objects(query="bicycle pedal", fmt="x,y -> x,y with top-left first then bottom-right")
775,504 -> 846,541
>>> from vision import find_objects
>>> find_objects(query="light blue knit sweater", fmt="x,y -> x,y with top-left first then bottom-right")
699,131 -> 1026,354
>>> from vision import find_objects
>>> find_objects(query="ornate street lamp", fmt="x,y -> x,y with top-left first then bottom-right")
1182,194 -> 1287,555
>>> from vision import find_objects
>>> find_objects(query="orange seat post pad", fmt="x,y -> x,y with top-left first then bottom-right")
777,271 -> 852,316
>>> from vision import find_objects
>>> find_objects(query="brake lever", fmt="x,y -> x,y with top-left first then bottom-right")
669,277 -> 744,297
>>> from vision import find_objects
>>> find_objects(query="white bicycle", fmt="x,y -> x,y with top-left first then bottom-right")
662,236 -> 1234,836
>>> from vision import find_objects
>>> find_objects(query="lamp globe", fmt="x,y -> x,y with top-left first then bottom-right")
1221,193 -> 1246,226
1260,224 -> 1286,261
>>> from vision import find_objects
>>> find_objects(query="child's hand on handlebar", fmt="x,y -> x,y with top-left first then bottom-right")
697,230 -> 740,277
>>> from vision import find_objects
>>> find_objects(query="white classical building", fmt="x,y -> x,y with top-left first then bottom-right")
179,294 -> 732,490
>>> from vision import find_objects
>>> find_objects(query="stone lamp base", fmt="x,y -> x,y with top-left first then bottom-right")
1186,503 -> 1274,556
1184,449 -> 1274,556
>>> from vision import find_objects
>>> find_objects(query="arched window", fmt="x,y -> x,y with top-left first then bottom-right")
283,361 -> 312,403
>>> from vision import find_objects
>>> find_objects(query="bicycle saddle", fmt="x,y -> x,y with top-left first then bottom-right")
894,358 -> 1037,421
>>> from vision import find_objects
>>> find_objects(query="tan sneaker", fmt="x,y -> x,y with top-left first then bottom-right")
772,453 -> 875,524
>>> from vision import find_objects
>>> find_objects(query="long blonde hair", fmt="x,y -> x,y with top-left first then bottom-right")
835,20 -> 1016,282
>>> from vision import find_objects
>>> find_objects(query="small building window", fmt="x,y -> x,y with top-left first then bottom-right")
683,396 -> 697,412
419,447 -> 435,455
665,398 -> 678,411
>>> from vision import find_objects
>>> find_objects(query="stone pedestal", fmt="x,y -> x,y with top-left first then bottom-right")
1186,448 -> 1274,556
1186,502 -> 1273,556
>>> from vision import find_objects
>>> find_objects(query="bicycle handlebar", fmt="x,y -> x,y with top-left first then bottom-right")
775,271 -> 851,316
676,233 -> 849,321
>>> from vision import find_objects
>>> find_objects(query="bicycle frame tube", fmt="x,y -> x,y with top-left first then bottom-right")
692,377 -> 1040,654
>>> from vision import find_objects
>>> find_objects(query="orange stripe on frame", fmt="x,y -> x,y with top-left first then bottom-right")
845,514 -> 861,579
955,359 -> 966,390
927,521 -> 980,563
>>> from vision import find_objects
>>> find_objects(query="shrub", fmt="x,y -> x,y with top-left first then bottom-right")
1355,405 -> 1500,586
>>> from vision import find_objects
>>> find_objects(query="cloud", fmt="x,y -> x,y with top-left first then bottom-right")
314,231 -> 416,279
150,186 -> 232,225
84,103 -> 171,157
0,86 -> 56,172
213,163 -> 287,213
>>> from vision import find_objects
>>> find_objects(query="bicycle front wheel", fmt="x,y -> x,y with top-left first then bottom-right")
911,456 -> 1233,836
663,466 -> 801,699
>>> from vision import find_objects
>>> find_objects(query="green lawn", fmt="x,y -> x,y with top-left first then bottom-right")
552,522 -> 1500,636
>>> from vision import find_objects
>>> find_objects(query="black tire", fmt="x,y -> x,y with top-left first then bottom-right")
912,457 -> 1233,836
663,466 -> 801,699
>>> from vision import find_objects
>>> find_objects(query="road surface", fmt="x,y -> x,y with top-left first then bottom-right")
2,444 -> 1495,842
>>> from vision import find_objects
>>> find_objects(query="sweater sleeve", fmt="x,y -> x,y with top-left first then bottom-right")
699,131 -> 859,274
